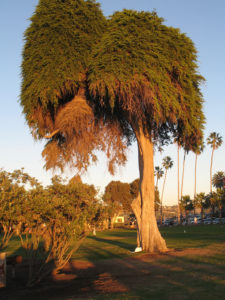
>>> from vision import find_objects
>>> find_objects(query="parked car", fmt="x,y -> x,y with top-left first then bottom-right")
197,218 -> 203,224
164,219 -> 175,226
221,218 -> 225,224
203,218 -> 211,225
212,218 -> 220,224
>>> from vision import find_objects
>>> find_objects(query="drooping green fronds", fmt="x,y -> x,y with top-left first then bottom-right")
21,0 -> 106,123
89,9 -> 205,149
20,3 -> 205,174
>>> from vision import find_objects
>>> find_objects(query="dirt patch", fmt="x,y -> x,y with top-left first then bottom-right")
1,244 -> 225,299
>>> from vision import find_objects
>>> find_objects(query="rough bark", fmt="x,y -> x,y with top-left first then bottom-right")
131,193 -> 141,247
134,127 -> 167,253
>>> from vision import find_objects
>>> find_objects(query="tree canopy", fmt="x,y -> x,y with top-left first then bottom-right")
21,3 -> 205,174
103,180 -> 132,213
89,9 -> 205,147
20,1 -> 205,252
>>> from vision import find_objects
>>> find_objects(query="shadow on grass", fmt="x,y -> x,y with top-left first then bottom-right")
1,227 -> 225,300
3,245 -> 224,300
88,235 -> 135,251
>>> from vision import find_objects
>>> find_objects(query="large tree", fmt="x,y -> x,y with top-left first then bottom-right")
21,2 -> 205,252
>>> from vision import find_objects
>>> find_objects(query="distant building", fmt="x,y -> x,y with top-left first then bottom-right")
114,215 -> 125,224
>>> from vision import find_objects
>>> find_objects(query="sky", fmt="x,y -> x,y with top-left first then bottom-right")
0,0 -> 224,205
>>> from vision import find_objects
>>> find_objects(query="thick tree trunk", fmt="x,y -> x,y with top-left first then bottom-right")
134,128 -> 167,253
131,193 -> 141,247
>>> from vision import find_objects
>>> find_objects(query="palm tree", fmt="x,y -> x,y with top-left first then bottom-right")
212,171 -> 225,189
161,156 -> 173,223
207,132 -> 223,193
177,143 -> 181,223
154,166 -> 164,189
194,192 -> 206,221
180,150 -> 188,201
179,195 -> 193,220
194,143 -> 205,200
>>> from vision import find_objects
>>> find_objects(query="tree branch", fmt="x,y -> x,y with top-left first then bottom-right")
44,129 -> 59,139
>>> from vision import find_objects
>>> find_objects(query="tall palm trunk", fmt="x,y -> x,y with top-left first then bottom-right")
194,153 -> 198,215
161,169 -> 168,225
177,144 -> 180,224
156,177 -> 159,189
210,148 -> 215,193
194,154 -> 198,197
131,127 -> 167,252
181,151 -> 186,199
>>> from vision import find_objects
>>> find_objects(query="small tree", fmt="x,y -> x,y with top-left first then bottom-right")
0,169 -> 33,250
160,156 -> 173,223
19,176 -> 99,286
207,132 -> 223,193
103,181 -> 132,228
179,195 -> 193,222
154,166 -> 164,189
212,171 -> 225,190
193,142 -> 204,200
194,193 -> 207,220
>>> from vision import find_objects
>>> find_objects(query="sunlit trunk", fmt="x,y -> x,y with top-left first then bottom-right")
131,193 -> 141,247
194,154 -> 197,198
133,127 -> 167,253
156,177 -> 159,189
210,148 -> 214,193
194,153 -> 198,216
219,204 -> 222,219
161,170 -> 167,225
177,144 -> 180,224
181,151 -> 186,199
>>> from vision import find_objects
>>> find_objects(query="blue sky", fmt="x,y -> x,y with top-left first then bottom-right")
0,0 -> 224,205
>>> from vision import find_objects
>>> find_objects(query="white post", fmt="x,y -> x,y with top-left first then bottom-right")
0,252 -> 6,288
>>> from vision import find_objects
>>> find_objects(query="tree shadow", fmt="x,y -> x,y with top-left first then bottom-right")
1,231 -> 225,300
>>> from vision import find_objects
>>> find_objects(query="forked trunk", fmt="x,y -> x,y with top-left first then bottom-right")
133,128 -> 167,253
131,193 -> 141,247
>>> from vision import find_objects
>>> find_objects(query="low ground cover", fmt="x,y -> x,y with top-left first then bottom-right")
1,225 -> 225,299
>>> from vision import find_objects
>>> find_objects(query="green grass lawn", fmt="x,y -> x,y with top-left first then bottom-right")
1,225 -> 225,300
73,224 -> 225,260
3,224 -> 225,259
